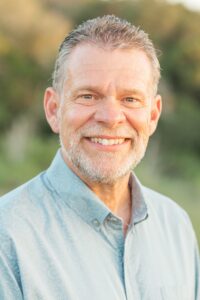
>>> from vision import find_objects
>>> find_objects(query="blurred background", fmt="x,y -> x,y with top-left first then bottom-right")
0,0 -> 199,245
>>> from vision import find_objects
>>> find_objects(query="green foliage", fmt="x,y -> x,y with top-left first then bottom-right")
0,50 -> 49,129
158,96 -> 200,158
0,136 -> 59,194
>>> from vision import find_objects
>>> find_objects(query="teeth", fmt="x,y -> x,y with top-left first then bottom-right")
90,138 -> 125,145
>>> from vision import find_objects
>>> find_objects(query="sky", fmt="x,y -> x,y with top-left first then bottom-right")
168,0 -> 200,11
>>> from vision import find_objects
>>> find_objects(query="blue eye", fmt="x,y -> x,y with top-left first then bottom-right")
125,97 -> 137,102
122,96 -> 144,108
75,93 -> 97,106
81,94 -> 93,99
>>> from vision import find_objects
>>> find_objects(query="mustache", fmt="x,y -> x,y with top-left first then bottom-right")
76,124 -> 138,139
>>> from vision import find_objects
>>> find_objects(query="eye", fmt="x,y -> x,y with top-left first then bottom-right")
124,97 -> 138,103
81,94 -> 94,100
75,93 -> 98,106
122,96 -> 142,108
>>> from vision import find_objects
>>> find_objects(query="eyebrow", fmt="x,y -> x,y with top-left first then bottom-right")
73,86 -> 101,93
118,88 -> 145,97
72,86 -> 146,98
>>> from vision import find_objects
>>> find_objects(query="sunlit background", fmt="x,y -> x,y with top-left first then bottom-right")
168,0 -> 200,12
0,0 -> 199,245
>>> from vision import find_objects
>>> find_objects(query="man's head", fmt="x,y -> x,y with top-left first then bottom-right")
44,15 -> 162,185
52,15 -> 161,97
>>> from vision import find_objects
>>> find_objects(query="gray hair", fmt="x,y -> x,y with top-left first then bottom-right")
52,15 -> 161,95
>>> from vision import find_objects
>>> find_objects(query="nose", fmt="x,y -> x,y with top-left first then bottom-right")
94,97 -> 126,128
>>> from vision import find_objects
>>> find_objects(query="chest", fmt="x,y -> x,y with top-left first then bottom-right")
12,216 -> 194,300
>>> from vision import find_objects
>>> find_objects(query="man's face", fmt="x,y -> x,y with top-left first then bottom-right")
45,44 -> 161,184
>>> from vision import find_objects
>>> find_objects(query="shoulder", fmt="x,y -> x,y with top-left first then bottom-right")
142,185 -> 195,237
0,172 -> 48,232
0,171 -> 56,261
0,172 -> 45,205
143,186 -> 186,211
141,186 -> 200,270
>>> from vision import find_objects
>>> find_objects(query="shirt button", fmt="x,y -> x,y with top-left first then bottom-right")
92,219 -> 100,228
106,215 -> 121,229
109,216 -> 119,224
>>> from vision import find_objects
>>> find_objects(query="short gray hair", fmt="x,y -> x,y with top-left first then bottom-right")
52,15 -> 161,95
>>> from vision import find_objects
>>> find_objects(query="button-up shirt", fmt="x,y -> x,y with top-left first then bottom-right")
0,150 -> 199,299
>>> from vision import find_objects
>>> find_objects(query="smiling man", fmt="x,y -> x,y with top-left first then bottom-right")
0,15 -> 199,300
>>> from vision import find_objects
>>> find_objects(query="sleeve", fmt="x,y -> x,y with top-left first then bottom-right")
0,229 -> 23,300
186,213 -> 200,300
194,239 -> 200,300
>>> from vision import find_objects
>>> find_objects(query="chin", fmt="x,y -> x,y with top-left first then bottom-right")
60,138 -> 146,184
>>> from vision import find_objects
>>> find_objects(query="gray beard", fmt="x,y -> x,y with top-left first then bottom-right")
60,133 -> 148,185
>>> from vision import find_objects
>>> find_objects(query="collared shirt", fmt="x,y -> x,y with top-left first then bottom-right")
0,150 -> 199,300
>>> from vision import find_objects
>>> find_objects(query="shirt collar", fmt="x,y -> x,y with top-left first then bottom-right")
44,150 -> 148,228
44,150 -> 110,227
129,173 -> 149,225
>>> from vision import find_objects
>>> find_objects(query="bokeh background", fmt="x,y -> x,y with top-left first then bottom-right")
0,0 -> 199,245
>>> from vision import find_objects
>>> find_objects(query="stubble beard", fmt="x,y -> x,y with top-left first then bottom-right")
60,127 -> 149,185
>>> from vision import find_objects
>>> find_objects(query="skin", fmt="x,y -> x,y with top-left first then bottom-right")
44,44 -> 162,235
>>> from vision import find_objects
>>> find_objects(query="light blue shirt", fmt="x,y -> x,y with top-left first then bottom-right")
0,150 -> 199,300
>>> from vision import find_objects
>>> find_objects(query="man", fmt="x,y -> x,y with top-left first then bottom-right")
0,15 -> 199,300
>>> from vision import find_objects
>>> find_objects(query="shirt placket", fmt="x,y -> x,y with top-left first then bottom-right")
123,227 -> 141,300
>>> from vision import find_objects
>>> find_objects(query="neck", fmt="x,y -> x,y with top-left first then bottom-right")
62,151 -> 132,235
89,176 -> 132,236
89,175 -> 131,216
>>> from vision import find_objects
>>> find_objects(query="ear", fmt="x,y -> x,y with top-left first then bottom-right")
149,94 -> 162,136
43,87 -> 60,134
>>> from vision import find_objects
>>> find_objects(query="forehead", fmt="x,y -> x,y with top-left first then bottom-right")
66,44 -> 153,93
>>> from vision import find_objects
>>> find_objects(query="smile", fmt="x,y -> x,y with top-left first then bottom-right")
89,137 -> 125,145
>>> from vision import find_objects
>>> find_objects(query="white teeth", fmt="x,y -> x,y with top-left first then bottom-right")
90,138 -> 125,145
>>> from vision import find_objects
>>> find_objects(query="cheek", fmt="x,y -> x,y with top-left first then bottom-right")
126,109 -> 151,134
60,104 -> 95,135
